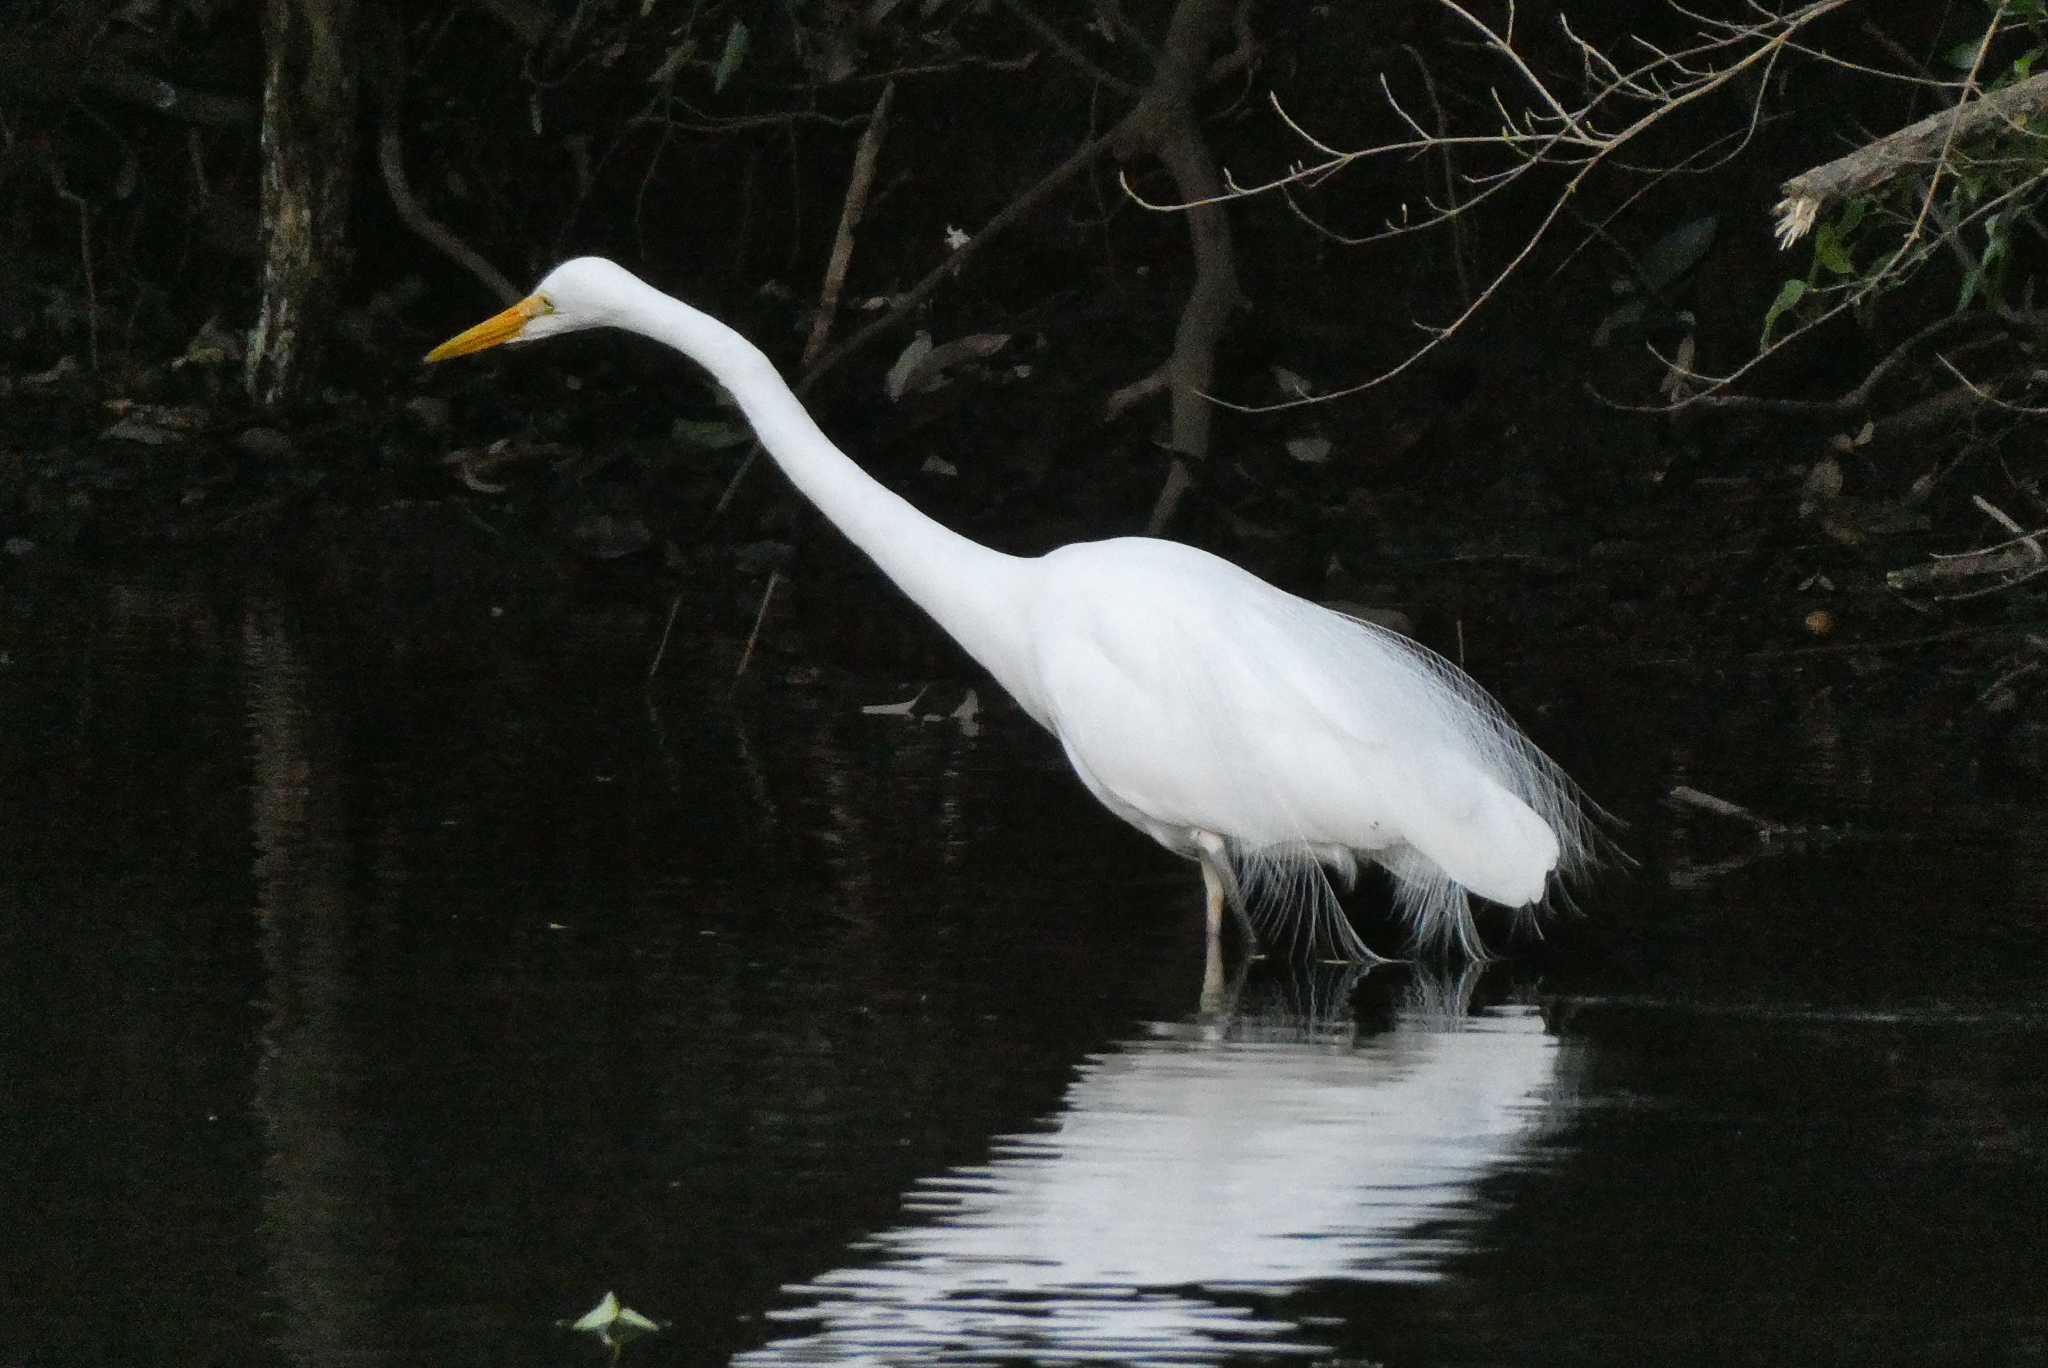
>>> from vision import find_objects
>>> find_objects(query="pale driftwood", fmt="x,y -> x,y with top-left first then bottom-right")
1888,541 -> 2047,591
1973,494 -> 2042,559
1888,494 -> 2048,594
1668,785 -> 1787,836
1775,70 -> 2048,248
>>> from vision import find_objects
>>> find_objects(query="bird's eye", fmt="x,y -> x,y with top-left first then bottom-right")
537,294 -> 555,314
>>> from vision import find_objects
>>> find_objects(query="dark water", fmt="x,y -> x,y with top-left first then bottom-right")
3,564 -> 2045,1368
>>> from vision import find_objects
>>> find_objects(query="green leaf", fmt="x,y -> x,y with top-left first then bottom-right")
1814,232 -> 1855,277
647,39 -> 696,85
1957,257 -> 1986,312
1592,297 -> 1647,349
1761,278 -> 1807,349
572,1292 -> 621,1333
1960,213 -> 2013,312
568,1291 -> 663,1350
1946,37 -> 1988,69
1637,216 -> 1719,294
713,19 -> 750,92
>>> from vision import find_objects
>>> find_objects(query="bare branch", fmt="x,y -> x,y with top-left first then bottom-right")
1189,0 -> 1854,409
996,0 -> 1140,96
803,82 -> 895,371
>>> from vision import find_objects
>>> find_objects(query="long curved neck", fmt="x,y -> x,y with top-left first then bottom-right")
631,284 -> 1038,692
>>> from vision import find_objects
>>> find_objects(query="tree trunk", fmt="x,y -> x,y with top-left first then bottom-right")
1115,0 -> 1243,535
245,0 -> 360,410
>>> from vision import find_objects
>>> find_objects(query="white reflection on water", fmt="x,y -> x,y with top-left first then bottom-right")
737,991 -> 1569,1366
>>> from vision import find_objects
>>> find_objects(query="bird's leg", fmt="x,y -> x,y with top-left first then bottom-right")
1197,932 -> 1255,1017
1195,831 -> 1259,952
1200,856 -> 1227,941
1200,931 -> 1226,1013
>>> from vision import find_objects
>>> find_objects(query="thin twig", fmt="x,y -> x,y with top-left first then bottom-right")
47,161 -> 98,372
733,569 -> 781,682
647,590 -> 685,683
1972,656 -> 2040,709
714,116 -> 1128,514
1596,310 -> 2019,417
997,0 -> 1139,95
1973,494 -> 2044,561
1937,352 -> 2048,415
1397,43 -> 1471,303
1175,0 -> 1852,410
803,81 -> 895,371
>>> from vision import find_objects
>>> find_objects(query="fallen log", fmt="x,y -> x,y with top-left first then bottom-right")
1774,70 -> 2048,248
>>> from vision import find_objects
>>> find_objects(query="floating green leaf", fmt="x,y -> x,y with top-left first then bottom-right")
571,1291 -> 623,1334
569,1291 -> 662,1356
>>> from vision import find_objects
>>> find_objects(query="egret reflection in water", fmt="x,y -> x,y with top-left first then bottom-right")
736,970 -> 1575,1365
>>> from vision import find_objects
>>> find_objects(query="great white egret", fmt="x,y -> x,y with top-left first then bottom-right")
427,257 -> 1597,961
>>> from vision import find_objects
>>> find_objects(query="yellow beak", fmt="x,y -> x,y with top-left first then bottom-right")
424,294 -> 549,363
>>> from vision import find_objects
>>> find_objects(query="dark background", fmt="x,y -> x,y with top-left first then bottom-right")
3,0 -> 2043,766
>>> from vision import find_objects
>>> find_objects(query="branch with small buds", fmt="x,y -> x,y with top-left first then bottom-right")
1124,0 -> 1857,409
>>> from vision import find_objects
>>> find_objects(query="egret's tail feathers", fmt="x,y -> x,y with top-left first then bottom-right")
1194,600 -> 1615,965
1226,836 -> 1578,962
1318,608 -> 1608,895
1228,841 -> 1388,964
1392,763 -> 1561,911
1227,838 -> 1506,962
1380,844 -> 1493,961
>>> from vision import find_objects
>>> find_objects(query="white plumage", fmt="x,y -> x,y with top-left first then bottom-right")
428,257 -> 1598,960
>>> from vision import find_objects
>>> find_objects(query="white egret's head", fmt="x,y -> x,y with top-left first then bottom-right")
424,257 -> 645,362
